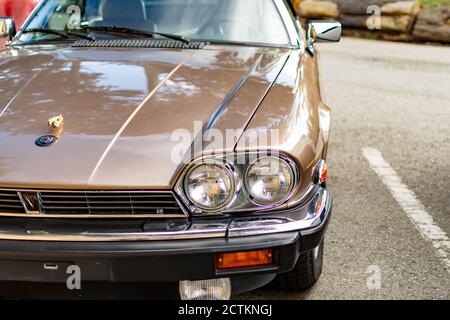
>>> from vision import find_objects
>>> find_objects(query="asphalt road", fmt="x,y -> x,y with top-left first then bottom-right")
239,37 -> 450,300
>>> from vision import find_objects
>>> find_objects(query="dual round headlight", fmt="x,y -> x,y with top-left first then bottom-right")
245,156 -> 295,205
184,163 -> 236,211
184,156 -> 296,212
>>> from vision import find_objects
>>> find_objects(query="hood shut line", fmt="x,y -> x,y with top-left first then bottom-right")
179,54 -> 264,166
88,53 -> 195,184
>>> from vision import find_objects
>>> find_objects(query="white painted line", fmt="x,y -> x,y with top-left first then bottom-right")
362,147 -> 450,274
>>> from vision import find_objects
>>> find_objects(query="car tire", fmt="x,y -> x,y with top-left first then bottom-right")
272,238 -> 324,291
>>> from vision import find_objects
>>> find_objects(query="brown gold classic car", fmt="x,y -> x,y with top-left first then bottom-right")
0,0 -> 340,299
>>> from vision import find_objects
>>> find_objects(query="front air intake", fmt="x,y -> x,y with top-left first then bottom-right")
0,189 -> 187,218
0,190 -> 25,214
72,39 -> 208,49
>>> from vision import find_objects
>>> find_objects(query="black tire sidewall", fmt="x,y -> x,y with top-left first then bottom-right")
312,238 -> 325,281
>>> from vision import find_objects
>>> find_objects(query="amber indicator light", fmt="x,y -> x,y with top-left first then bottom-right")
321,163 -> 328,184
216,249 -> 273,270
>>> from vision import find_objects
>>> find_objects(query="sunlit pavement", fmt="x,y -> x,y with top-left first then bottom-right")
238,37 -> 450,300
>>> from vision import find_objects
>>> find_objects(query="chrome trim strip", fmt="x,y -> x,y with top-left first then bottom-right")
12,0 -> 46,41
228,188 -> 330,238
0,213 -> 186,219
274,0 -> 302,48
0,225 -> 228,242
0,188 -> 330,242
0,188 -> 181,194
17,191 -> 29,213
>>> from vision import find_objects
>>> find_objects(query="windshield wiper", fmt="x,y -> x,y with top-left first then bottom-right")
21,28 -> 95,41
82,26 -> 190,44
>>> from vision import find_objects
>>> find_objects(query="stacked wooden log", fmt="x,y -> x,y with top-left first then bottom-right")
293,0 -> 449,43
378,1 -> 421,33
297,0 -> 339,19
413,5 -> 450,42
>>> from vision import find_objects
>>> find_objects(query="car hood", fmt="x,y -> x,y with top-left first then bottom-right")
0,45 -> 290,189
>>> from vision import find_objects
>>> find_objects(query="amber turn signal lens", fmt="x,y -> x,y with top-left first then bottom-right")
216,250 -> 273,270
320,163 -> 328,184
314,160 -> 328,185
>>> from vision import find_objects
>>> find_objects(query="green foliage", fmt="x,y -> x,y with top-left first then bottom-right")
420,0 -> 450,7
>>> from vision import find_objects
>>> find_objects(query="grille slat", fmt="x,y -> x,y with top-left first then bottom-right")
0,198 -> 21,204
41,200 -> 178,204
0,193 -> 21,197
0,191 -> 25,213
0,204 -> 24,208
0,190 -> 185,218
40,206 -> 180,210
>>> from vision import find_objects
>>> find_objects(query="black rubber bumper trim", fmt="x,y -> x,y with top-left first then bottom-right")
0,197 -> 332,284
0,232 -> 300,283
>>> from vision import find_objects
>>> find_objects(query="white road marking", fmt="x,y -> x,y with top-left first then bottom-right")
362,147 -> 450,274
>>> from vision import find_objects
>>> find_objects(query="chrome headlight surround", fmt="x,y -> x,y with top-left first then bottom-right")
244,156 -> 296,207
175,152 -> 300,215
178,158 -> 242,214
183,160 -> 241,212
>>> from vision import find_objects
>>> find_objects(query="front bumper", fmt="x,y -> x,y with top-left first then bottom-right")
0,187 -> 331,294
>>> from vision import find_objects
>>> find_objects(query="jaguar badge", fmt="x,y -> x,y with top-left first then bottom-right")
35,134 -> 58,147
35,115 -> 64,147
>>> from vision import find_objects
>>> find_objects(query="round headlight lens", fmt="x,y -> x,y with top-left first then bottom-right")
245,156 -> 295,205
184,163 -> 235,211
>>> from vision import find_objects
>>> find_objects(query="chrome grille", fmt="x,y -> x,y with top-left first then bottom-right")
0,190 -> 186,218
0,191 -> 24,213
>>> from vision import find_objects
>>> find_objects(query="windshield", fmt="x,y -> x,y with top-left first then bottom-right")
18,0 -> 291,46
